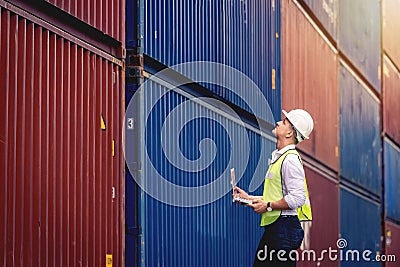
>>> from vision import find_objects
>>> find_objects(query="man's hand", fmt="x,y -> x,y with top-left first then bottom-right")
248,199 -> 268,214
232,186 -> 250,199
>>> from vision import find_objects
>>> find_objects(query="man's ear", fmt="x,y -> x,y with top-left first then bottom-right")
285,129 -> 295,139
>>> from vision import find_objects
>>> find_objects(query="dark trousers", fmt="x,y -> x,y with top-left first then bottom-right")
253,216 -> 304,267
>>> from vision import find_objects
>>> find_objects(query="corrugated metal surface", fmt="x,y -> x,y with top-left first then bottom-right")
0,5 -> 124,266
302,0 -> 336,39
297,165 -> 339,267
44,0 -> 124,42
340,187 -> 381,266
385,221 -> 400,266
135,0 -> 281,122
383,0 -> 400,70
384,139 -> 400,223
383,56 -> 400,146
282,0 -> 339,172
339,63 -> 381,195
125,77 -> 276,266
338,0 -> 380,91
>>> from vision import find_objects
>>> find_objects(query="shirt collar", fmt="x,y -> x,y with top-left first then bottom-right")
270,144 -> 296,163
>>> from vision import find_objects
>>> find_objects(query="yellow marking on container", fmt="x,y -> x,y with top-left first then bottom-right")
335,146 -> 339,157
112,140 -> 115,157
272,69 -> 276,90
106,254 -> 112,267
101,114 -> 106,130
276,32 -> 279,38
387,230 -> 392,237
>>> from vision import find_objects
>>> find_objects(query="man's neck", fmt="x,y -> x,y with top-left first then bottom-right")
276,139 -> 295,151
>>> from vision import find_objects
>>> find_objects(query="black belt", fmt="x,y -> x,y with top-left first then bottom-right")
280,215 -> 297,218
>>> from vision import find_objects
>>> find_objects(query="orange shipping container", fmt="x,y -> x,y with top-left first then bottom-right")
383,0 -> 400,70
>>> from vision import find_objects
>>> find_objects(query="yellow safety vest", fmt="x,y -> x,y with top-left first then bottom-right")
260,149 -> 312,226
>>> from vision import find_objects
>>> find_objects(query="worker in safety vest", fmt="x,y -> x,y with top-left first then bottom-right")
233,109 -> 314,267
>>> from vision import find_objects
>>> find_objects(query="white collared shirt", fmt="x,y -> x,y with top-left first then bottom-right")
269,144 -> 306,216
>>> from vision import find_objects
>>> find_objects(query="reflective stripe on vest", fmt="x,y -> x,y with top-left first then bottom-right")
260,149 -> 312,226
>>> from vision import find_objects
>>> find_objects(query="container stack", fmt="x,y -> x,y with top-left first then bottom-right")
383,0 -> 400,265
281,1 -> 340,266
283,0 -> 398,266
0,0 -> 125,266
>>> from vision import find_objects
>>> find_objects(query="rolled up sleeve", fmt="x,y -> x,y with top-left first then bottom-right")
282,154 -> 306,210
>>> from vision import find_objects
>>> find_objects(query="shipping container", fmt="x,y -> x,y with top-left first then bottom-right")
302,0 -> 336,39
339,62 -> 381,196
127,0 -> 281,123
383,56 -> 400,146
124,74 -> 278,266
338,0 -> 380,92
384,138 -> 400,223
383,0 -> 400,70
5,0 -> 124,58
282,0 -> 339,172
0,2 -> 124,266
297,164 -> 339,267
340,187 -> 381,267
385,221 -> 400,266
44,0 -> 125,42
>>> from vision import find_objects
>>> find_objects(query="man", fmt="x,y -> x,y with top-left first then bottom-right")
234,109 -> 314,267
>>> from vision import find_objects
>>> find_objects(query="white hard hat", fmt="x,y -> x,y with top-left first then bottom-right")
282,109 -> 314,143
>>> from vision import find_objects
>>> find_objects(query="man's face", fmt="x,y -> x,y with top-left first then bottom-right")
272,117 -> 294,139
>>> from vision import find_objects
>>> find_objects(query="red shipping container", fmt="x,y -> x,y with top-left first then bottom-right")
45,0 -> 125,42
385,221 -> 400,266
297,164 -> 339,267
383,56 -> 400,146
383,0 -> 400,70
0,3 -> 124,266
282,0 -> 339,172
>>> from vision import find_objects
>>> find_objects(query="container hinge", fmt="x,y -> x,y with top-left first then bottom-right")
126,49 -> 144,83
126,226 -> 142,236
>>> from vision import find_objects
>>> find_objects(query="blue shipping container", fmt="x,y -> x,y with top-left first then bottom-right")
338,0 -> 380,92
384,139 -> 400,223
127,0 -> 281,122
125,76 -> 277,266
303,0 -> 336,39
339,63 -> 381,195
340,187 -> 381,266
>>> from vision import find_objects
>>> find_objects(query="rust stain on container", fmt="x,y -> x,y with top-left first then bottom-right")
282,0 -> 339,172
0,5 -> 124,266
